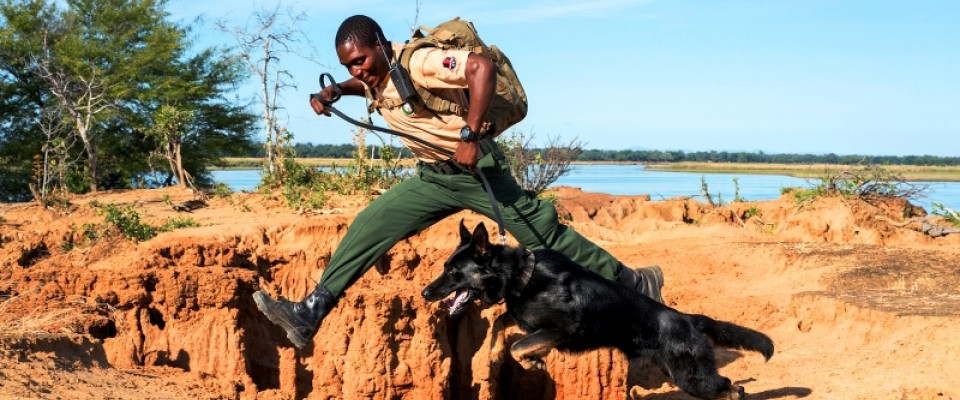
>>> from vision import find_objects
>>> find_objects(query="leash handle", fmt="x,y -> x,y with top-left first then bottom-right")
311,73 -> 342,106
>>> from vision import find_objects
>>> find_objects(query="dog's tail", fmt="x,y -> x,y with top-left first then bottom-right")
690,314 -> 774,361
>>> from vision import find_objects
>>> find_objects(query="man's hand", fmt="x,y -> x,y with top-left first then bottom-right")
309,87 -> 336,117
453,141 -> 480,171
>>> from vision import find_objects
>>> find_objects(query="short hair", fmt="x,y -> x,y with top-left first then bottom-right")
335,15 -> 384,49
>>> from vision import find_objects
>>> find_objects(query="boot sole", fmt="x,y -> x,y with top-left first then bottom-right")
253,291 -> 310,349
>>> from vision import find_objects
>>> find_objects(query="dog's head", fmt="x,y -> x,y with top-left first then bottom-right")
421,221 -> 509,317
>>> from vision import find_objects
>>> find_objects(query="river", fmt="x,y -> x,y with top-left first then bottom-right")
210,164 -> 960,212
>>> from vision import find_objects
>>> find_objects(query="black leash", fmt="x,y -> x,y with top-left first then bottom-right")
312,73 -> 508,245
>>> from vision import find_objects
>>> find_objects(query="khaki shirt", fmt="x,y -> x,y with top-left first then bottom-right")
366,43 -> 473,162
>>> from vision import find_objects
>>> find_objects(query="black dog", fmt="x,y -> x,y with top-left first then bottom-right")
422,222 -> 774,400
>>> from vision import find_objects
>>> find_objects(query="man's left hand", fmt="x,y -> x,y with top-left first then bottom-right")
453,141 -> 480,171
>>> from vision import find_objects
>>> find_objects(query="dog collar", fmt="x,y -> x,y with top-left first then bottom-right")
511,249 -> 536,296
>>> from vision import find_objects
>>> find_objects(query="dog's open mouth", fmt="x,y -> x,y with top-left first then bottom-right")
444,290 -> 477,317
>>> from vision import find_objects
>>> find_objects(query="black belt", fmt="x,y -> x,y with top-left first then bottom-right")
420,159 -> 465,175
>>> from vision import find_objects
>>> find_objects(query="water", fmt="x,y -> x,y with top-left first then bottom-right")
210,165 -> 960,212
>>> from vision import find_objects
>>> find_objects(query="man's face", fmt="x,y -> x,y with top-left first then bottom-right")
337,40 -> 389,89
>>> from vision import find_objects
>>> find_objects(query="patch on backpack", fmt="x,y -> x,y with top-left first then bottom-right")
442,56 -> 457,70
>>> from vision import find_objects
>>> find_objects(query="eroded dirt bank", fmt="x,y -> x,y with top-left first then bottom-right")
1,187 -> 958,400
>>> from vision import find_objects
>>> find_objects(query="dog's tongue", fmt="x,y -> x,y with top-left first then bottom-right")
445,291 -> 470,310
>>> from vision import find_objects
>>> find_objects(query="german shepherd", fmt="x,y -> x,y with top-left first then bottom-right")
422,222 -> 774,400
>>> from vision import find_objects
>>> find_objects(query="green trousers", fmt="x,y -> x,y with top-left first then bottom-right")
318,147 -> 622,296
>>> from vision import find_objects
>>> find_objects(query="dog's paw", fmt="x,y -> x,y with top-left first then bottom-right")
519,356 -> 546,371
723,385 -> 746,399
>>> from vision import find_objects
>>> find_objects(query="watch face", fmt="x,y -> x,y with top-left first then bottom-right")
461,126 -> 474,141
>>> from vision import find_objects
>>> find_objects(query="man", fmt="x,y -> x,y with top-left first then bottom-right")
253,15 -> 664,349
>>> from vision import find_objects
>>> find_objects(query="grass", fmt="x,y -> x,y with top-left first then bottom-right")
646,162 -> 960,182
0,292 -> 87,337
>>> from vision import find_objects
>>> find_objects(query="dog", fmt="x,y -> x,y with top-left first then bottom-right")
422,221 -> 774,400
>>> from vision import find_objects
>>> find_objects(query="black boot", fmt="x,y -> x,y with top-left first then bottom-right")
252,285 -> 337,349
617,264 -> 665,304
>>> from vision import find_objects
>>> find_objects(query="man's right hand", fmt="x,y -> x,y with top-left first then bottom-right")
309,87 -> 335,117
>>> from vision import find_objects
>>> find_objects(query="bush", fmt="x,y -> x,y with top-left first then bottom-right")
96,204 -> 200,243
498,131 -> 583,195
932,202 -> 960,228
790,165 -> 926,205
100,204 -> 157,242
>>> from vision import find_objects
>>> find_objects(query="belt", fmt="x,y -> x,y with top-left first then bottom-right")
418,137 -> 502,175
419,159 -> 465,175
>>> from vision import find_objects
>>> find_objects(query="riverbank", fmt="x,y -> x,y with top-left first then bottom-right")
646,162 -> 960,182
216,158 -> 960,181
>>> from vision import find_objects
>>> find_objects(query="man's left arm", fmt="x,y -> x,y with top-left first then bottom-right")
453,53 -> 497,169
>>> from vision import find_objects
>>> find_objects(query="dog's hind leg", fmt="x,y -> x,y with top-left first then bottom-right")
666,354 -> 744,399
509,329 -> 563,371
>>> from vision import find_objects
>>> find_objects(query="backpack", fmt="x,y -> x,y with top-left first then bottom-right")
397,18 -> 528,137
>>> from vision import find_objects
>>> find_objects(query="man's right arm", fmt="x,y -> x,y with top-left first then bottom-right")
310,77 -> 366,116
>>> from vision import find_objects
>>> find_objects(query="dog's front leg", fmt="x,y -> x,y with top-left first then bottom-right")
509,329 -> 563,371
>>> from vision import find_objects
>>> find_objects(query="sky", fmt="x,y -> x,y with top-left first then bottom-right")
165,0 -> 960,157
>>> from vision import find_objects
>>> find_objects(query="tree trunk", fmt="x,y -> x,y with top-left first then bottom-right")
174,141 -> 185,189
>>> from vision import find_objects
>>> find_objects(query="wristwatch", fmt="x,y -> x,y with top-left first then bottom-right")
460,125 -> 480,142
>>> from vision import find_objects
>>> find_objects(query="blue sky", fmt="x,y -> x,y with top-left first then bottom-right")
167,0 -> 960,157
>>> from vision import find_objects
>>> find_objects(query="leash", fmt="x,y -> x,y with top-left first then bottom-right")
312,73 -> 508,245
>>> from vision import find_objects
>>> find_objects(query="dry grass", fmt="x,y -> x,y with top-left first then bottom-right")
646,162 -> 960,182
0,290 -> 91,337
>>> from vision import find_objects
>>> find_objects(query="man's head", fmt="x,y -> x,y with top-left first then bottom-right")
335,15 -> 390,89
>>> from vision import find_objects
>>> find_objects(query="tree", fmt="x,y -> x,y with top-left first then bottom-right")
1,0 -> 257,200
146,104 -> 195,189
217,5 -> 317,176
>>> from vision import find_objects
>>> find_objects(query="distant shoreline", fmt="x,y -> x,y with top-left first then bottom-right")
213,158 -> 960,182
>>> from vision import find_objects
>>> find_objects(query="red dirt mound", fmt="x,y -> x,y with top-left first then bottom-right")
1,186 -> 958,399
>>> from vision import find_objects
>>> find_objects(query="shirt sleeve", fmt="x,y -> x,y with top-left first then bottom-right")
408,47 -> 472,89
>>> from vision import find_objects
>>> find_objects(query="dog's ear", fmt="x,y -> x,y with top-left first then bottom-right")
472,223 -> 488,256
459,219 -> 472,245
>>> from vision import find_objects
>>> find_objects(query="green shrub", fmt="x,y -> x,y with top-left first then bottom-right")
212,182 -> 233,198
100,204 -> 157,242
159,217 -> 200,231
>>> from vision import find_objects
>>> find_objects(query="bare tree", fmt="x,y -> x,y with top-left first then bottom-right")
31,104 -> 79,204
498,131 -> 584,195
33,35 -> 115,193
217,5 -> 318,176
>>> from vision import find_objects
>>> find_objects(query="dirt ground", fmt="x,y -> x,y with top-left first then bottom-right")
1,186 -> 958,400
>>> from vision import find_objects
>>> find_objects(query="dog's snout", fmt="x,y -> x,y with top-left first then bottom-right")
421,287 -> 432,299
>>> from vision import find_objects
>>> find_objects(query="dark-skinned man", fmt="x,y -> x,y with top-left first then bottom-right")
253,14 -> 664,349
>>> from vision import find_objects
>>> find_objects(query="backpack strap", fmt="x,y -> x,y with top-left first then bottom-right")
394,40 -> 468,117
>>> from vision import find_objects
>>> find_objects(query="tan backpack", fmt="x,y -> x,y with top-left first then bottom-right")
396,18 -> 528,137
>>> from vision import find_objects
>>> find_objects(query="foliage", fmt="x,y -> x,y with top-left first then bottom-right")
212,182 -> 233,198
0,0 -> 256,200
94,203 -> 199,243
497,131 -> 583,195
99,203 -> 157,242
259,125 -> 412,209
159,216 -> 200,231
745,206 -> 759,219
